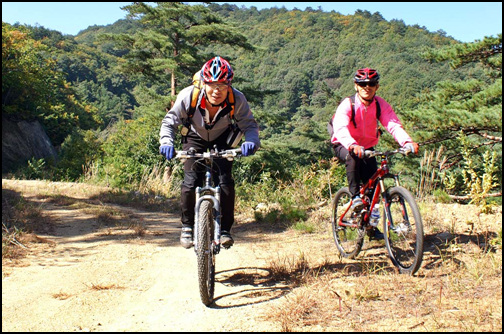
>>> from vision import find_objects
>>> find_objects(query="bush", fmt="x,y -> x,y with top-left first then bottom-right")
97,118 -> 169,189
56,129 -> 103,181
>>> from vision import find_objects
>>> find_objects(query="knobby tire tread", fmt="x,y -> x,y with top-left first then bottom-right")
197,200 -> 215,306
332,187 -> 365,258
383,186 -> 424,275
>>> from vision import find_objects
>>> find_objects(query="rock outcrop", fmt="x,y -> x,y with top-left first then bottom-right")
2,115 -> 58,173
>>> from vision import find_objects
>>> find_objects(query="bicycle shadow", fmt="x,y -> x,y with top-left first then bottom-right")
421,230 -> 498,272
209,266 -> 291,309
354,230 -> 499,277
209,258 -> 397,309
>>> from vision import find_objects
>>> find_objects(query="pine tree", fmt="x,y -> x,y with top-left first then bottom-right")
101,2 -> 254,100
408,35 -> 502,159
407,35 -> 502,198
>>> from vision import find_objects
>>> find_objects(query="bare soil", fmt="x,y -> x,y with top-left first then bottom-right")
2,179 -> 502,332
1,179 -> 308,332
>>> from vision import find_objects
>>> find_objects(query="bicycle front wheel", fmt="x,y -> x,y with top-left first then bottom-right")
331,187 -> 365,258
196,200 -> 215,306
383,186 -> 424,275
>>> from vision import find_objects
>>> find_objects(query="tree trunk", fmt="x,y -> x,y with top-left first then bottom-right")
171,70 -> 176,108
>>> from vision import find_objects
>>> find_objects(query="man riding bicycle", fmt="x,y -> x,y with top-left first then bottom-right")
159,56 -> 260,248
330,68 -> 419,240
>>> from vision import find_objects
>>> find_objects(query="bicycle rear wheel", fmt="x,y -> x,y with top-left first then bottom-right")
383,186 -> 424,275
331,187 -> 365,258
196,200 -> 215,306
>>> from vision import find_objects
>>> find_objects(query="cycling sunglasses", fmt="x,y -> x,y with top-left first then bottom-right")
357,82 -> 378,87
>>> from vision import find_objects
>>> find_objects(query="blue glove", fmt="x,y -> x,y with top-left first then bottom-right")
241,142 -> 256,157
160,145 -> 175,160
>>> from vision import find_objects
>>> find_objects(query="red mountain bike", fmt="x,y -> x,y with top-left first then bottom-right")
331,147 -> 424,275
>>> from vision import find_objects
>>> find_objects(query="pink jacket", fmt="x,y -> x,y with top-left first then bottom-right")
331,94 -> 413,149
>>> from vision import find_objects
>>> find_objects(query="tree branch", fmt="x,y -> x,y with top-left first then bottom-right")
449,192 -> 502,202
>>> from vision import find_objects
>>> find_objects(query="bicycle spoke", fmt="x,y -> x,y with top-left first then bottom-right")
332,188 -> 364,258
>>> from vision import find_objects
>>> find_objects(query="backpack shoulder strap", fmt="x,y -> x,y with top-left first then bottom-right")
349,95 -> 357,128
188,72 -> 202,119
375,99 -> 383,137
375,98 -> 381,120
349,96 -> 381,128
227,86 -> 235,120
188,86 -> 199,119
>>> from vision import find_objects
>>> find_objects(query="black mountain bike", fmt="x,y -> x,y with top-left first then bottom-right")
176,147 -> 242,306
331,147 -> 424,275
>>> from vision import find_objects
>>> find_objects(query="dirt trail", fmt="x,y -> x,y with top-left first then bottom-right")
4,179 -> 502,332
2,179 -> 330,332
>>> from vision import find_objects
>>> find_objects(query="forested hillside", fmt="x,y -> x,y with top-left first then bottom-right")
2,2 -> 501,203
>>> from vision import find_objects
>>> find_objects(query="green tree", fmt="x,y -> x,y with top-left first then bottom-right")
411,35 -> 502,159
2,22 -> 100,146
101,2 -> 254,101
2,23 -> 57,119
408,35 -> 502,198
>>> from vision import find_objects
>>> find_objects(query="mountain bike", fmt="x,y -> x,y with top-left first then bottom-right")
175,147 -> 242,306
331,147 -> 424,275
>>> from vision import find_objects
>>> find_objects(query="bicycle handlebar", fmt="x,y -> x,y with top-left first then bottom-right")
175,148 -> 242,161
364,147 -> 413,158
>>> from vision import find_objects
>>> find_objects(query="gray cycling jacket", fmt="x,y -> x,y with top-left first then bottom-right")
159,85 -> 260,148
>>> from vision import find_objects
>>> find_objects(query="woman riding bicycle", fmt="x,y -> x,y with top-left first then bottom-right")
330,68 -> 419,240
159,56 -> 260,249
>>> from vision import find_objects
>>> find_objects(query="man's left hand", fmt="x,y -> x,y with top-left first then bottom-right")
241,142 -> 257,156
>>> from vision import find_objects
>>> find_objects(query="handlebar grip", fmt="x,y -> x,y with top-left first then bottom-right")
224,148 -> 242,155
364,150 -> 375,158
399,147 -> 412,155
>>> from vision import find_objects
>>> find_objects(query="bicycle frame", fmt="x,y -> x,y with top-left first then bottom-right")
331,147 -> 424,274
360,152 -> 401,223
338,150 -> 402,229
176,148 -> 241,254
194,163 -> 222,254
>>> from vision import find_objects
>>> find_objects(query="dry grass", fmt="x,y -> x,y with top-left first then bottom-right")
87,283 -> 126,291
265,250 -> 501,331
2,179 -> 502,331
2,181 -> 155,261
262,202 -> 502,332
52,292 -> 73,300
137,163 -> 181,198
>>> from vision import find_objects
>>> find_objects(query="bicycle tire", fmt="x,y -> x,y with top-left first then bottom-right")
196,200 -> 215,306
331,187 -> 365,258
383,186 -> 424,275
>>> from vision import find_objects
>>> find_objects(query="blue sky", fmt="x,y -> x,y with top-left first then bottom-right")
2,2 -> 502,43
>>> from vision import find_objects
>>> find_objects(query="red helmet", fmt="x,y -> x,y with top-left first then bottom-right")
200,56 -> 234,83
354,68 -> 380,83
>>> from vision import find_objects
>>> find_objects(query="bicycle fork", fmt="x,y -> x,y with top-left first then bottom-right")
194,170 -> 222,254
380,175 -> 408,233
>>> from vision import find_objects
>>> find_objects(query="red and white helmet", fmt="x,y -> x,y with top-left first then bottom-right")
354,68 -> 380,83
200,56 -> 234,83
